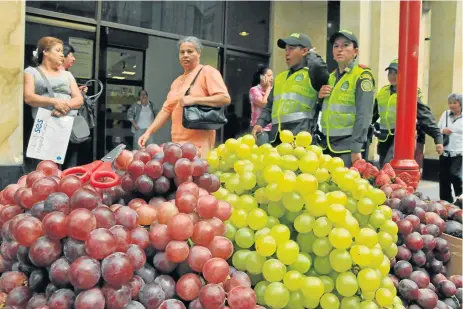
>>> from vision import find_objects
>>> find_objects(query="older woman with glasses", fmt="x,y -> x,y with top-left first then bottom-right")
438,93 -> 462,203
138,36 -> 230,157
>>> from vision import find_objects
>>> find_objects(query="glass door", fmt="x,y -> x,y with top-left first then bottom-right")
105,47 -> 144,153
98,27 -> 148,157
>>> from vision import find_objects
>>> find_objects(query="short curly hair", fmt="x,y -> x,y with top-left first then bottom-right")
448,93 -> 462,107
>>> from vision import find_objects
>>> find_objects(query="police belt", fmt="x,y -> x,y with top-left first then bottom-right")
272,111 -> 313,125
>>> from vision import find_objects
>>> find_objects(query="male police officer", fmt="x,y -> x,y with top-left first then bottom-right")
318,30 -> 375,167
251,33 -> 329,145
372,59 -> 444,167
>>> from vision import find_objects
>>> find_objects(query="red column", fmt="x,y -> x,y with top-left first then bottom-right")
390,0 -> 422,189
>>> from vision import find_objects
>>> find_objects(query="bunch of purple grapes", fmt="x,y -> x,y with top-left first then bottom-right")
0,143 -> 256,309
388,195 -> 462,308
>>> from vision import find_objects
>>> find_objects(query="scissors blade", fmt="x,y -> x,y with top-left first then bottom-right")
101,144 -> 126,162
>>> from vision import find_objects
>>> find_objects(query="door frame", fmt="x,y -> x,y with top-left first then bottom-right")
98,27 -> 147,158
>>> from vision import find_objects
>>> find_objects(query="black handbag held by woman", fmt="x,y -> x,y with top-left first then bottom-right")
182,66 -> 227,130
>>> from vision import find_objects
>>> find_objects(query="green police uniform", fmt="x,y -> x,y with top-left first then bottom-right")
319,30 -> 376,167
255,33 -> 329,146
272,69 -> 318,134
372,59 -> 443,168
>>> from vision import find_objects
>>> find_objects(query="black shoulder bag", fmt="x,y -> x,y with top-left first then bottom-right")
182,66 -> 228,130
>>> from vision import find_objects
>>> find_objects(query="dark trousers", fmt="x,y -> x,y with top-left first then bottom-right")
377,137 -> 395,169
378,137 -> 424,175
323,149 -> 353,168
439,154 -> 462,203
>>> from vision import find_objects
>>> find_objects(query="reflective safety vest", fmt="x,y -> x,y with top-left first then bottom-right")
377,84 -> 397,136
272,69 -> 318,127
321,64 -> 372,153
376,86 -> 423,142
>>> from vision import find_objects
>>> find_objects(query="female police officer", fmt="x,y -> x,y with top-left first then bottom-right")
318,29 -> 375,167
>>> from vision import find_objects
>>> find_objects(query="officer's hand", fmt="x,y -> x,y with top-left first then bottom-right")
351,152 -> 362,165
252,125 -> 264,140
318,85 -> 332,98
436,144 -> 444,155
442,128 -> 452,135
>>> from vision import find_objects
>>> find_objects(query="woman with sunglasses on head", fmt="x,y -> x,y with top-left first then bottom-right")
23,36 -> 83,170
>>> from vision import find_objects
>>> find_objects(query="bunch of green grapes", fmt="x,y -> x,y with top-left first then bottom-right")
207,131 -> 402,309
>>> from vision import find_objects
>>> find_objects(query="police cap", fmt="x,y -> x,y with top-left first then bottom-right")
329,29 -> 359,48
277,33 -> 313,49
385,59 -> 399,71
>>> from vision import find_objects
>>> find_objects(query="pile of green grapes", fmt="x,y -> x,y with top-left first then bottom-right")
206,131 -> 403,309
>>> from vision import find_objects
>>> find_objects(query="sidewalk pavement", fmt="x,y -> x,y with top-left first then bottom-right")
417,180 -> 440,201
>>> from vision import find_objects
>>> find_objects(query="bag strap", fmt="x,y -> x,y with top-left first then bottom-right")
35,67 -> 55,98
84,79 -> 104,101
446,111 -> 448,127
185,66 -> 205,96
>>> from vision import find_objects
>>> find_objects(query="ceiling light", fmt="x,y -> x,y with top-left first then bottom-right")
239,31 -> 249,37
112,76 -> 126,80
133,65 -> 137,68
122,71 -> 136,75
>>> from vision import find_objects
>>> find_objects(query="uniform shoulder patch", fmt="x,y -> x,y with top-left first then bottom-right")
360,79 -> 373,92
360,72 -> 373,80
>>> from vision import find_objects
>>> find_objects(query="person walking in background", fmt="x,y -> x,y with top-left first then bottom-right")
138,36 -> 230,158
318,29 -> 375,168
372,59 -> 443,168
249,65 -> 273,144
127,90 -> 157,150
437,93 -> 462,203
251,32 -> 329,146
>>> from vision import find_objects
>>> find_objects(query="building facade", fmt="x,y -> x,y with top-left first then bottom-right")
0,0 -> 461,188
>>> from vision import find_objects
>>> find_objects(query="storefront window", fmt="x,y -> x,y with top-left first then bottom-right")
26,1 -> 97,19
226,1 -> 270,52
102,1 -> 224,43
106,48 -> 144,82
